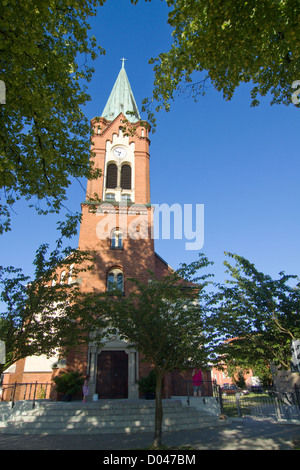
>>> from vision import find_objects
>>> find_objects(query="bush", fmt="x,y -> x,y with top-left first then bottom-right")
52,370 -> 84,396
138,370 -> 156,394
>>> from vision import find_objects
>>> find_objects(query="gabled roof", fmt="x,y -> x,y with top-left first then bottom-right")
101,61 -> 141,123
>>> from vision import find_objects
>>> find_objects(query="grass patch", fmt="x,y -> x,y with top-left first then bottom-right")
293,439 -> 300,450
222,392 -> 276,418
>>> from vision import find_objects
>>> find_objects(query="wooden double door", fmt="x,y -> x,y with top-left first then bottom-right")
96,351 -> 128,399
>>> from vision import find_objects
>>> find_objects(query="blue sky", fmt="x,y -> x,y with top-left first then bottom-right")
1,0 -> 300,286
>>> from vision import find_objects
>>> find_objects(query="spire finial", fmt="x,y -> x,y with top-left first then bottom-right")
101,59 -> 141,122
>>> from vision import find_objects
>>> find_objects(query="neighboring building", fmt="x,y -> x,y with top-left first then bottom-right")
210,365 -> 254,388
210,366 -> 232,388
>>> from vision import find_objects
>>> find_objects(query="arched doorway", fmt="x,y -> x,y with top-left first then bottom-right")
96,350 -> 128,399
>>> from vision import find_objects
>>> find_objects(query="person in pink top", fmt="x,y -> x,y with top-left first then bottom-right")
82,375 -> 90,403
192,368 -> 203,397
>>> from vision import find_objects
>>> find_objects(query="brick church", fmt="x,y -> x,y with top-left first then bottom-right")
2,62 -> 208,400
74,60 -> 173,399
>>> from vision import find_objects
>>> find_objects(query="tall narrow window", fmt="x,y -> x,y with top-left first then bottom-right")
106,163 -> 118,189
68,264 -> 74,284
121,164 -> 131,190
60,271 -> 66,284
116,273 -> 124,291
111,229 -> 123,249
107,272 -> 115,291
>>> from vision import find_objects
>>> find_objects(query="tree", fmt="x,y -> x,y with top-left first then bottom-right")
142,0 -> 300,123
0,236 -> 106,377
100,253 -> 213,448
0,0 -> 108,234
203,252 -> 300,378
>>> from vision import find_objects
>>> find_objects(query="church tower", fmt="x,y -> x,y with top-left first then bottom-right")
78,61 -> 155,287
1,62 -> 171,399
76,61 -> 169,399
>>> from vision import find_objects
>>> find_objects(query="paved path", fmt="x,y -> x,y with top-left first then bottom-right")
0,417 -> 299,450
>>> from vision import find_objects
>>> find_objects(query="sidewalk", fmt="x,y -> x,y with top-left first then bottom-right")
0,417 -> 299,450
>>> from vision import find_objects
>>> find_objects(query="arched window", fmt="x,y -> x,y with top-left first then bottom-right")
106,163 -> 118,189
116,272 -> 124,291
60,271 -> 66,284
107,268 -> 124,292
121,164 -> 131,190
68,264 -> 74,284
111,228 -> 123,249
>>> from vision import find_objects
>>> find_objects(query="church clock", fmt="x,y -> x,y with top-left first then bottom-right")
113,147 -> 127,158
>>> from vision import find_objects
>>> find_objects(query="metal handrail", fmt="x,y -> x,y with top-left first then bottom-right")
0,381 -> 51,408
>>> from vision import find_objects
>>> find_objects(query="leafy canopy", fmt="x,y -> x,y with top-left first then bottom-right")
141,0 -> 300,124
204,252 -> 300,374
100,252 -> 213,447
0,0 -> 108,234
0,236 -> 106,376
104,253 -> 213,373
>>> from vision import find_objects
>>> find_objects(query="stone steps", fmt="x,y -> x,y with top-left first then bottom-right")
0,399 -> 229,434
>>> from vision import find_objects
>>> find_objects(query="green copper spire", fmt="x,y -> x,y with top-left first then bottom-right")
101,59 -> 141,122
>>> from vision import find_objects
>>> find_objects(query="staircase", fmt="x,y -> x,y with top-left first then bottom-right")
0,399 -> 229,435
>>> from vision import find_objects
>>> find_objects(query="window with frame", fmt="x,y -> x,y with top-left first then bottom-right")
111,228 -> 123,249
120,164 -> 131,190
105,192 -> 116,201
106,163 -> 118,189
107,268 -> 124,292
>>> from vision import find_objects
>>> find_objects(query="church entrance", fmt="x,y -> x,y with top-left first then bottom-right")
96,350 -> 128,399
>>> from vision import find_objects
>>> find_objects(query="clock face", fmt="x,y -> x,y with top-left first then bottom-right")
113,147 -> 127,158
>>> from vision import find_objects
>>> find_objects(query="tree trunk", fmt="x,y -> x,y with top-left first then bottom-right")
152,368 -> 164,448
